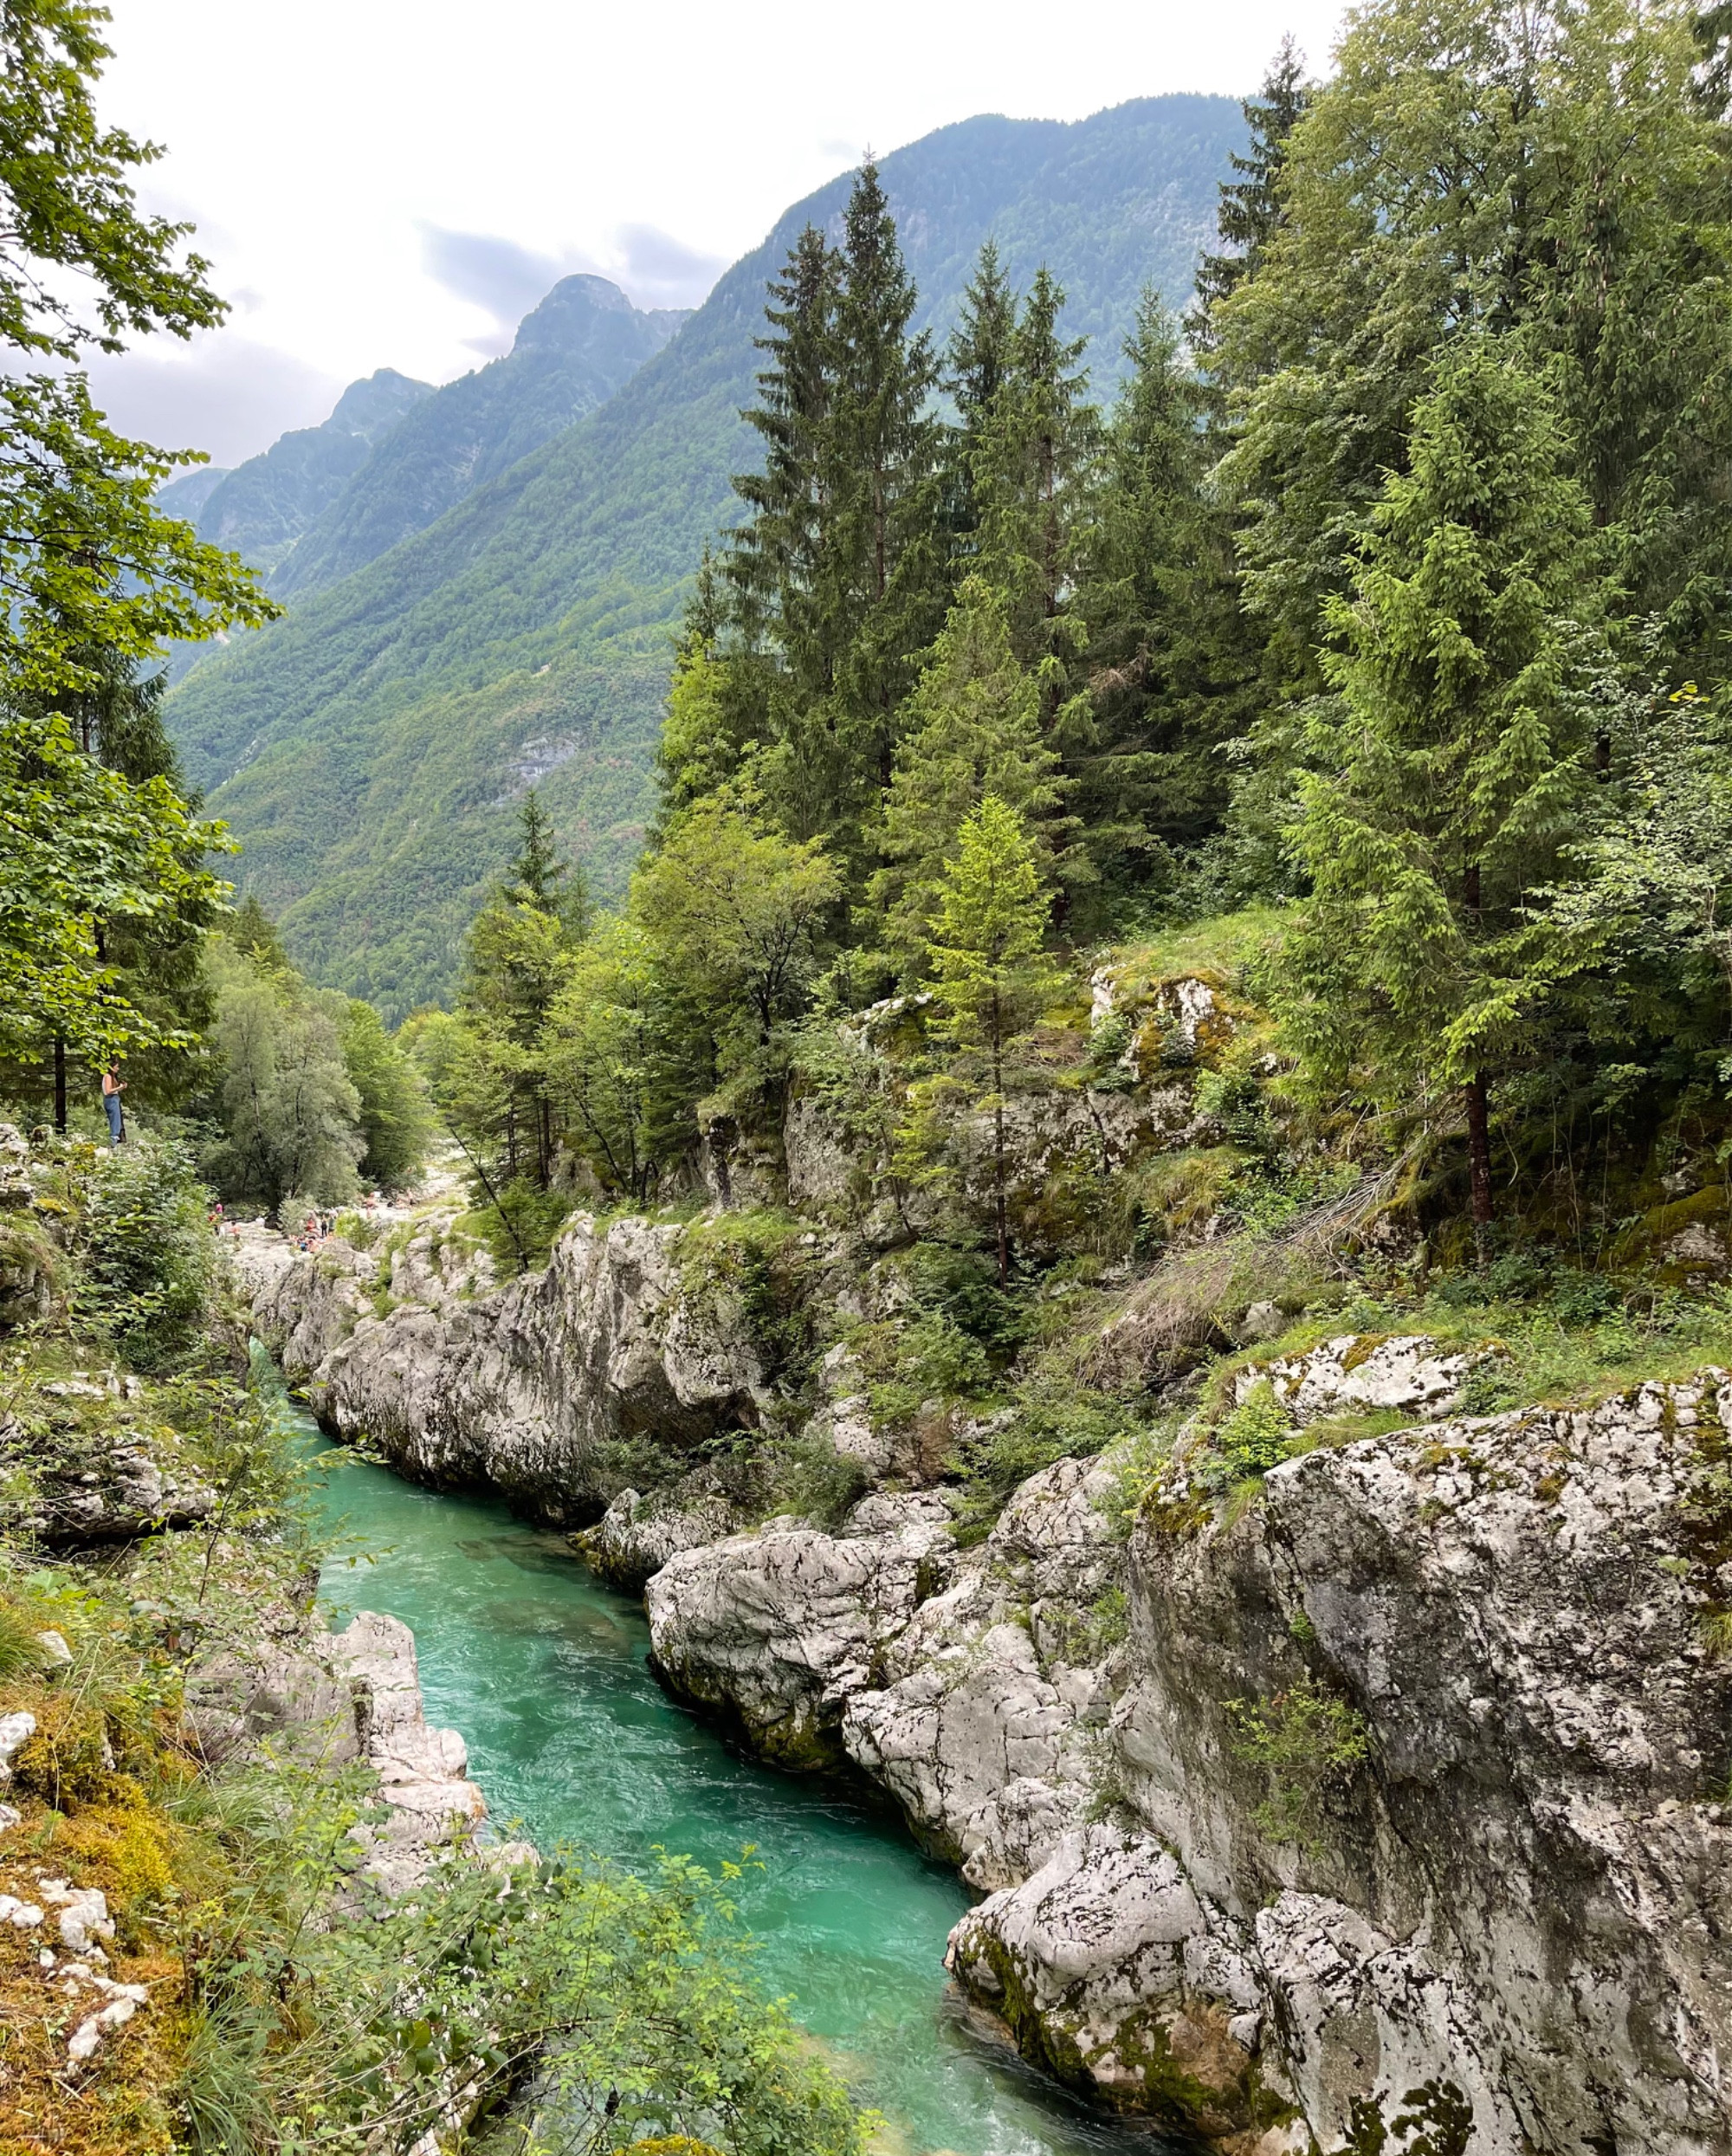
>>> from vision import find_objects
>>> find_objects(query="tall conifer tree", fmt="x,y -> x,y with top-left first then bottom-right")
1190,39 -> 1312,359
1076,296 -> 1259,901
943,241 -> 1018,553
728,224 -> 841,690
827,161 -> 945,800
1283,343 -> 1594,1247
869,576 -> 1071,972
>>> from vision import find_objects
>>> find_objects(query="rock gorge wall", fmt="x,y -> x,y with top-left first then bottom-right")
245,1004 -> 1732,2153
247,1210 -> 767,1522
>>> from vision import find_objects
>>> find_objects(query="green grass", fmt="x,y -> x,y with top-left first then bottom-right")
1102,903 -> 1292,990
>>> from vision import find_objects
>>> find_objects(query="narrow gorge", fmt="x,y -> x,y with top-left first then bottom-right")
242,962 -> 1732,2156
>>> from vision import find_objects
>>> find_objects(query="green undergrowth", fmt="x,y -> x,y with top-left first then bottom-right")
1099,905 -> 1289,997
1210,1269 -> 1732,1421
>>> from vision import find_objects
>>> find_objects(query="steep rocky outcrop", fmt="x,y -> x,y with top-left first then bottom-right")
646,1490 -> 958,1768
188,1606 -> 510,1899
255,1212 -> 765,1523
949,1375 -> 1732,2150
840,1460 -> 1120,1891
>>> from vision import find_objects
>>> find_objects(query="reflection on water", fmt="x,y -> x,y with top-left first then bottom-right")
280,1385 -> 1170,2156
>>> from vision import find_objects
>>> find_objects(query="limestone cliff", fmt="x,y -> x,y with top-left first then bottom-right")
254,1210 -> 765,1522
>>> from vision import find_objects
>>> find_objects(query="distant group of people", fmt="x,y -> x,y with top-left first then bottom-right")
291,1193 -> 384,1252
296,1207 -> 337,1252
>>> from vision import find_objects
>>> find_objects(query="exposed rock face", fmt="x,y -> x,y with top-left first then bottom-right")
843,1459 -> 1120,1889
947,1376 -> 1732,2152
187,1607 -> 495,1898
575,1486 -> 741,1593
947,1827 -> 1268,2135
0,1367 -> 218,1544
326,1611 -> 493,1894
1234,1331 -> 1484,1424
645,1492 -> 957,1768
640,1458 -> 1122,1885
256,1212 -> 766,1522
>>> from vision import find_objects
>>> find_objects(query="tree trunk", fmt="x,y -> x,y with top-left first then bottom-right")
1465,1072 -> 1494,1263
991,994 -> 1009,1286
52,1039 -> 66,1135
1461,861 -> 1493,1259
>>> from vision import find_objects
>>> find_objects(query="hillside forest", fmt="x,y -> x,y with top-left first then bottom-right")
417,0 -> 1732,1301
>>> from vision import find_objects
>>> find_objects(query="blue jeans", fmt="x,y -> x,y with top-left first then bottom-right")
104,1092 -> 123,1145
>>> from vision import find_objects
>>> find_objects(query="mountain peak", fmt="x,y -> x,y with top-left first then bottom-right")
512,275 -> 644,354
326,368 -> 435,442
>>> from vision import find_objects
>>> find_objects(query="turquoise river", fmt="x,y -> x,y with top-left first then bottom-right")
280,1385 -> 1173,2156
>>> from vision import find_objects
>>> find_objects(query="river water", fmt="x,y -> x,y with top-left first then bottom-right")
277,1386 -> 1165,2156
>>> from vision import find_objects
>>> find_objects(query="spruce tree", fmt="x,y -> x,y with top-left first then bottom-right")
827,161 -> 946,803
1190,38 -> 1312,358
973,268 -> 1096,679
869,576 -> 1071,972
728,223 -> 841,690
1075,295 -> 1259,906
1283,341 -> 1594,1247
922,793 -> 1063,1281
503,789 -> 586,934
1217,0 -> 1732,686
708,167 -> 946,860
942,241 -> 1018,551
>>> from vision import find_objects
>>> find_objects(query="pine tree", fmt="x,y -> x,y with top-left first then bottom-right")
1190,38 -> 1312,358
923,794 -> 1063,1281
869,577 -> 1070,972
1282,341 -> 1595,1248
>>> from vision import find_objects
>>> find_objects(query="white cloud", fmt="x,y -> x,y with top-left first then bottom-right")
87,0 -> 1350,463
83,334 -> 343,469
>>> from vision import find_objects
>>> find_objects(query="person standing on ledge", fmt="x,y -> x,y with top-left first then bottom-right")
100,1063 -> 126,1148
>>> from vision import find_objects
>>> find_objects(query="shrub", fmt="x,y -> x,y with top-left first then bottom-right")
1225,1675 -> 1373,1849
75,1137 -> 214,1370
1215,1381 -> 1295,1477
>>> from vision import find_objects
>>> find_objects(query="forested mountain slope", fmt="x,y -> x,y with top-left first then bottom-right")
179,368 -> 434,580
166,94 -> 1243,1019
274,275 -> 689,598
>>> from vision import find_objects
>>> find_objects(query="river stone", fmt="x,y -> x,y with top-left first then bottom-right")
575,1485 -> 740,1593
326,1611 -> 488,1892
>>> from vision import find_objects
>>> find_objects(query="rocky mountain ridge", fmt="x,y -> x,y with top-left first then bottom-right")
242,978 -> 1732,2153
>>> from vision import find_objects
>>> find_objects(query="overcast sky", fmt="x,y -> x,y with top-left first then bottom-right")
90,0 -> 1349,469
